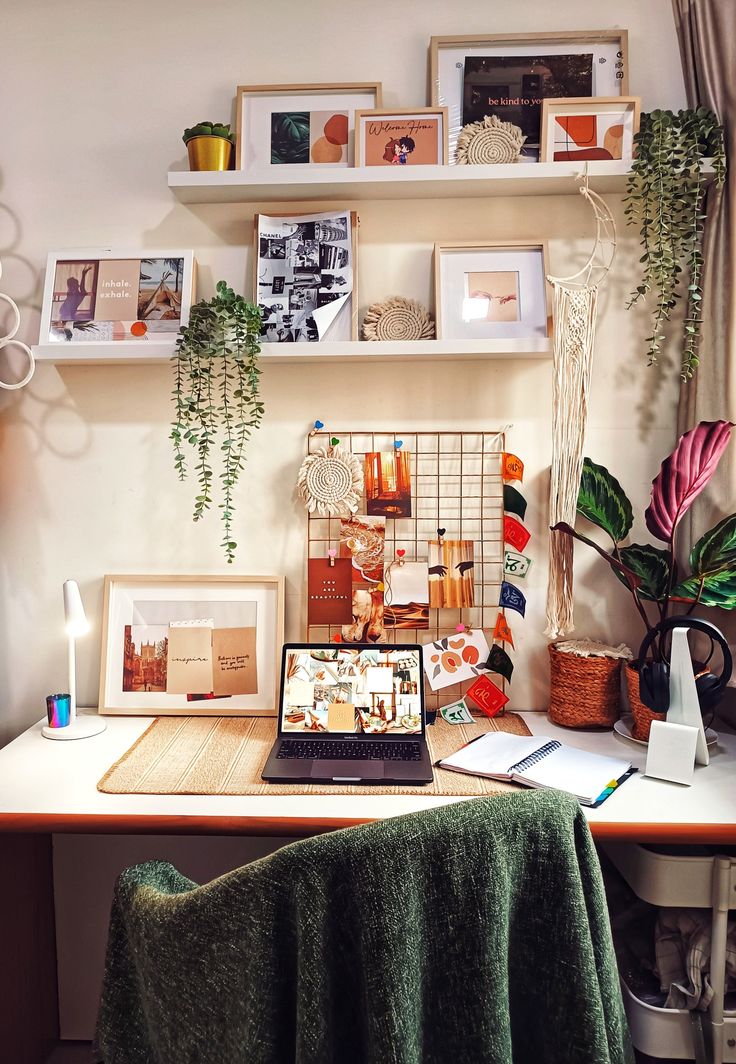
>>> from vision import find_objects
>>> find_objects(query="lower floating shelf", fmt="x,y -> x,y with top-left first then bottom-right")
32,337 -> 551,366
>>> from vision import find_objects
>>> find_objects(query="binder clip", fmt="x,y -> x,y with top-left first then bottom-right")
396,549 -> 406,566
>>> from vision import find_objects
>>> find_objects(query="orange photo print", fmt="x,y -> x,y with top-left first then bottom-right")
428,539 -> 474,608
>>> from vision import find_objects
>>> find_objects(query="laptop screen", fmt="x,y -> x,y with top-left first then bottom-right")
280,644 -> 423,736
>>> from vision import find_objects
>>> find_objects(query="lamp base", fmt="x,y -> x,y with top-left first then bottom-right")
42,711 -> 107,741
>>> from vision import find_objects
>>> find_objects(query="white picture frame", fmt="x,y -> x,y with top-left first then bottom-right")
430,31 -> 629,163
39,248 -> 195,347
235,82 -> 383,171
434,241 -> 551,341
540,96 -> 641,163
99,574 -> 285,716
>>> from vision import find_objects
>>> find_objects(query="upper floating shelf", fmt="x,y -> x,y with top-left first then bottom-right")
167,161 -> 634,204
32,337 -> 551,367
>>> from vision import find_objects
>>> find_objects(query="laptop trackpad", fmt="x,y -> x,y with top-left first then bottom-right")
311,760 -> 385,780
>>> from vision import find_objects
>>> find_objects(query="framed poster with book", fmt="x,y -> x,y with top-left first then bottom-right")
254,210 -> 358,342
39,249 -> 195,346
429,31 -> 629,162
99,574 -> 285,716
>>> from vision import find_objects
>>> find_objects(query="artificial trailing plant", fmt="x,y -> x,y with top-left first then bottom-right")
625,108 -> 726,380
552,420 -> 736,658
170,281 -> 263,563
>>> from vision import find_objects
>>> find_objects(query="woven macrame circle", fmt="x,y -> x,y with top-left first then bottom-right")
362,296 -> 435,341
455,115 -> 526,165
306,455 -> 352,502
297,445 -> 363,516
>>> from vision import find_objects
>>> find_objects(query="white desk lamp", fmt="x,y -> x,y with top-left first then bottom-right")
42,580 -> 107,740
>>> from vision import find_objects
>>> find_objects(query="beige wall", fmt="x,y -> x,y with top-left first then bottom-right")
0,0 -> 687,745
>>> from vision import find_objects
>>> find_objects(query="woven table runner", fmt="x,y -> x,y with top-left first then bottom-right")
98,713 -> 532,796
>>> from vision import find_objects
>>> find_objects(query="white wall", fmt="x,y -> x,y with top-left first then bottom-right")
0,0 -> 687,745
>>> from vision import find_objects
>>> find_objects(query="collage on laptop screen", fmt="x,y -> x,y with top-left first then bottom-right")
282,647 -> 422,734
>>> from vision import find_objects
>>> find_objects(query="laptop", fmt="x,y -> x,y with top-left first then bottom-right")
262,642 -> 433,784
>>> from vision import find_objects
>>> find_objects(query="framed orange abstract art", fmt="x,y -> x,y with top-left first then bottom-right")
540,96 -> 640,163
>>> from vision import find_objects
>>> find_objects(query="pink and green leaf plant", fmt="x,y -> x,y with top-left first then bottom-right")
552,420 -> 736,658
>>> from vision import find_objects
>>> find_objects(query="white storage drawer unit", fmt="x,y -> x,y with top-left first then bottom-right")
602,843 -> 736,1063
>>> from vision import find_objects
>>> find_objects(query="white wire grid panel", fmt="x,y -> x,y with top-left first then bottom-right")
306,429 -> 507,711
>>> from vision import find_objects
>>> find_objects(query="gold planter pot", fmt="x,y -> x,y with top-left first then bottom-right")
186,136 -> 233,172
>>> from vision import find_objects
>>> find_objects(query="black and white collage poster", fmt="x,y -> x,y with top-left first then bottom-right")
256,211 -> 354,342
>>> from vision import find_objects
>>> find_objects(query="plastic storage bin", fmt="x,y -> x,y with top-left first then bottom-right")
602,843 -> 736,1064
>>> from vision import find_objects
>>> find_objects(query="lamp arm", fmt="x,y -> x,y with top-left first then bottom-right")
68,634 -> 77,724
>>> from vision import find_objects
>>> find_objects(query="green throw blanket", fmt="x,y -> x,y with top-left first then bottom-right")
94,791 -> 633,1064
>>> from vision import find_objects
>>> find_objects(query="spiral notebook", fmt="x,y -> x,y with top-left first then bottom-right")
438,733 -> 635,807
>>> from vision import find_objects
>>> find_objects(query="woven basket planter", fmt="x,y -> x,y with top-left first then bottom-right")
624,662 -> 665,741
548,641 -> 628,728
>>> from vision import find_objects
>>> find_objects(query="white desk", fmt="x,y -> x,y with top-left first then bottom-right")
1,710 -> 734,1064
0,711 -> 734,843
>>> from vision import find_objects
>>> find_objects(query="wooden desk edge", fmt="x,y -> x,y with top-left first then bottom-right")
1,812 -> 735,844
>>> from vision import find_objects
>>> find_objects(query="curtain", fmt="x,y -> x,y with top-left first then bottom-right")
672,0 -> 736,540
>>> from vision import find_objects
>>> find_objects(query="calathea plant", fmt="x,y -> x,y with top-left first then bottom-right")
170,281 -> 263,563
625,108 -> 726,379
552,420 -> 736,657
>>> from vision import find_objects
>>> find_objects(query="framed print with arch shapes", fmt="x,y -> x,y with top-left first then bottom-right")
434,241 -> 551,341
39,249 -> 195,347
235,83 -> 383,171
99,574 -> 285,716
429,31 -> 629,163
540,96 -> 640,163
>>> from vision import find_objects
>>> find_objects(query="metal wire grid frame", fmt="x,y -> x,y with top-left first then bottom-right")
306,429 -> 507,713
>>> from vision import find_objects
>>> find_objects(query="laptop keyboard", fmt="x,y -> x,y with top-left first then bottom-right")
277,739 -> 422,761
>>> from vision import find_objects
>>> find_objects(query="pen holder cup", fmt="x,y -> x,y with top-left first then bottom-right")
548,641 -> 627,729
46,692 -> 71,728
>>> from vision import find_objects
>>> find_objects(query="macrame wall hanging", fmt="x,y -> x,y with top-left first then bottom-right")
297,439 -> 363,516
545,176 -> 617,639
0,259 -> 35,391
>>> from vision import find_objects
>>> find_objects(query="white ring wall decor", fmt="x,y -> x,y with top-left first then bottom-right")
0,261 -> 35,391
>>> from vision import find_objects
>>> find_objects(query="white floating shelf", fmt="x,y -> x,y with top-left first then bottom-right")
167,161 -> 633,204
33,337 -> 551,366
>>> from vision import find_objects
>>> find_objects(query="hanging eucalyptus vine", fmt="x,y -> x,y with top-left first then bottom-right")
625,107 -> 726,380
170,281 -> 263,563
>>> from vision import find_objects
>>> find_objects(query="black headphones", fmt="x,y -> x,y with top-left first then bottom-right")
637,616 -> 733,715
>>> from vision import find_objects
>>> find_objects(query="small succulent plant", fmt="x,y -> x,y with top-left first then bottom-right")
182,122 -> 235,145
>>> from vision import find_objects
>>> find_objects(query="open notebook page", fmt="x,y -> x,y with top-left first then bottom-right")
518,745 -> 632,802
439,733 -> 549,778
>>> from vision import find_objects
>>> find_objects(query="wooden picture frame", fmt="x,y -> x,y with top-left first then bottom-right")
39,249 -> 195,348
354,107 -> 449,166
254,210 -> 359,342
433,241 -> 552,341
99,574 -> 285,716
234,82 -> 383,170
540,96 -> 641,163
429,31 -> 629,162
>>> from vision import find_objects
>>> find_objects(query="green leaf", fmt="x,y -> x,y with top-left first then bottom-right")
550,522 -> 641,593
615,544 -> 671,601
577,458 -> 633,543
689,514 -> 736,577
672,568 -> 736,608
